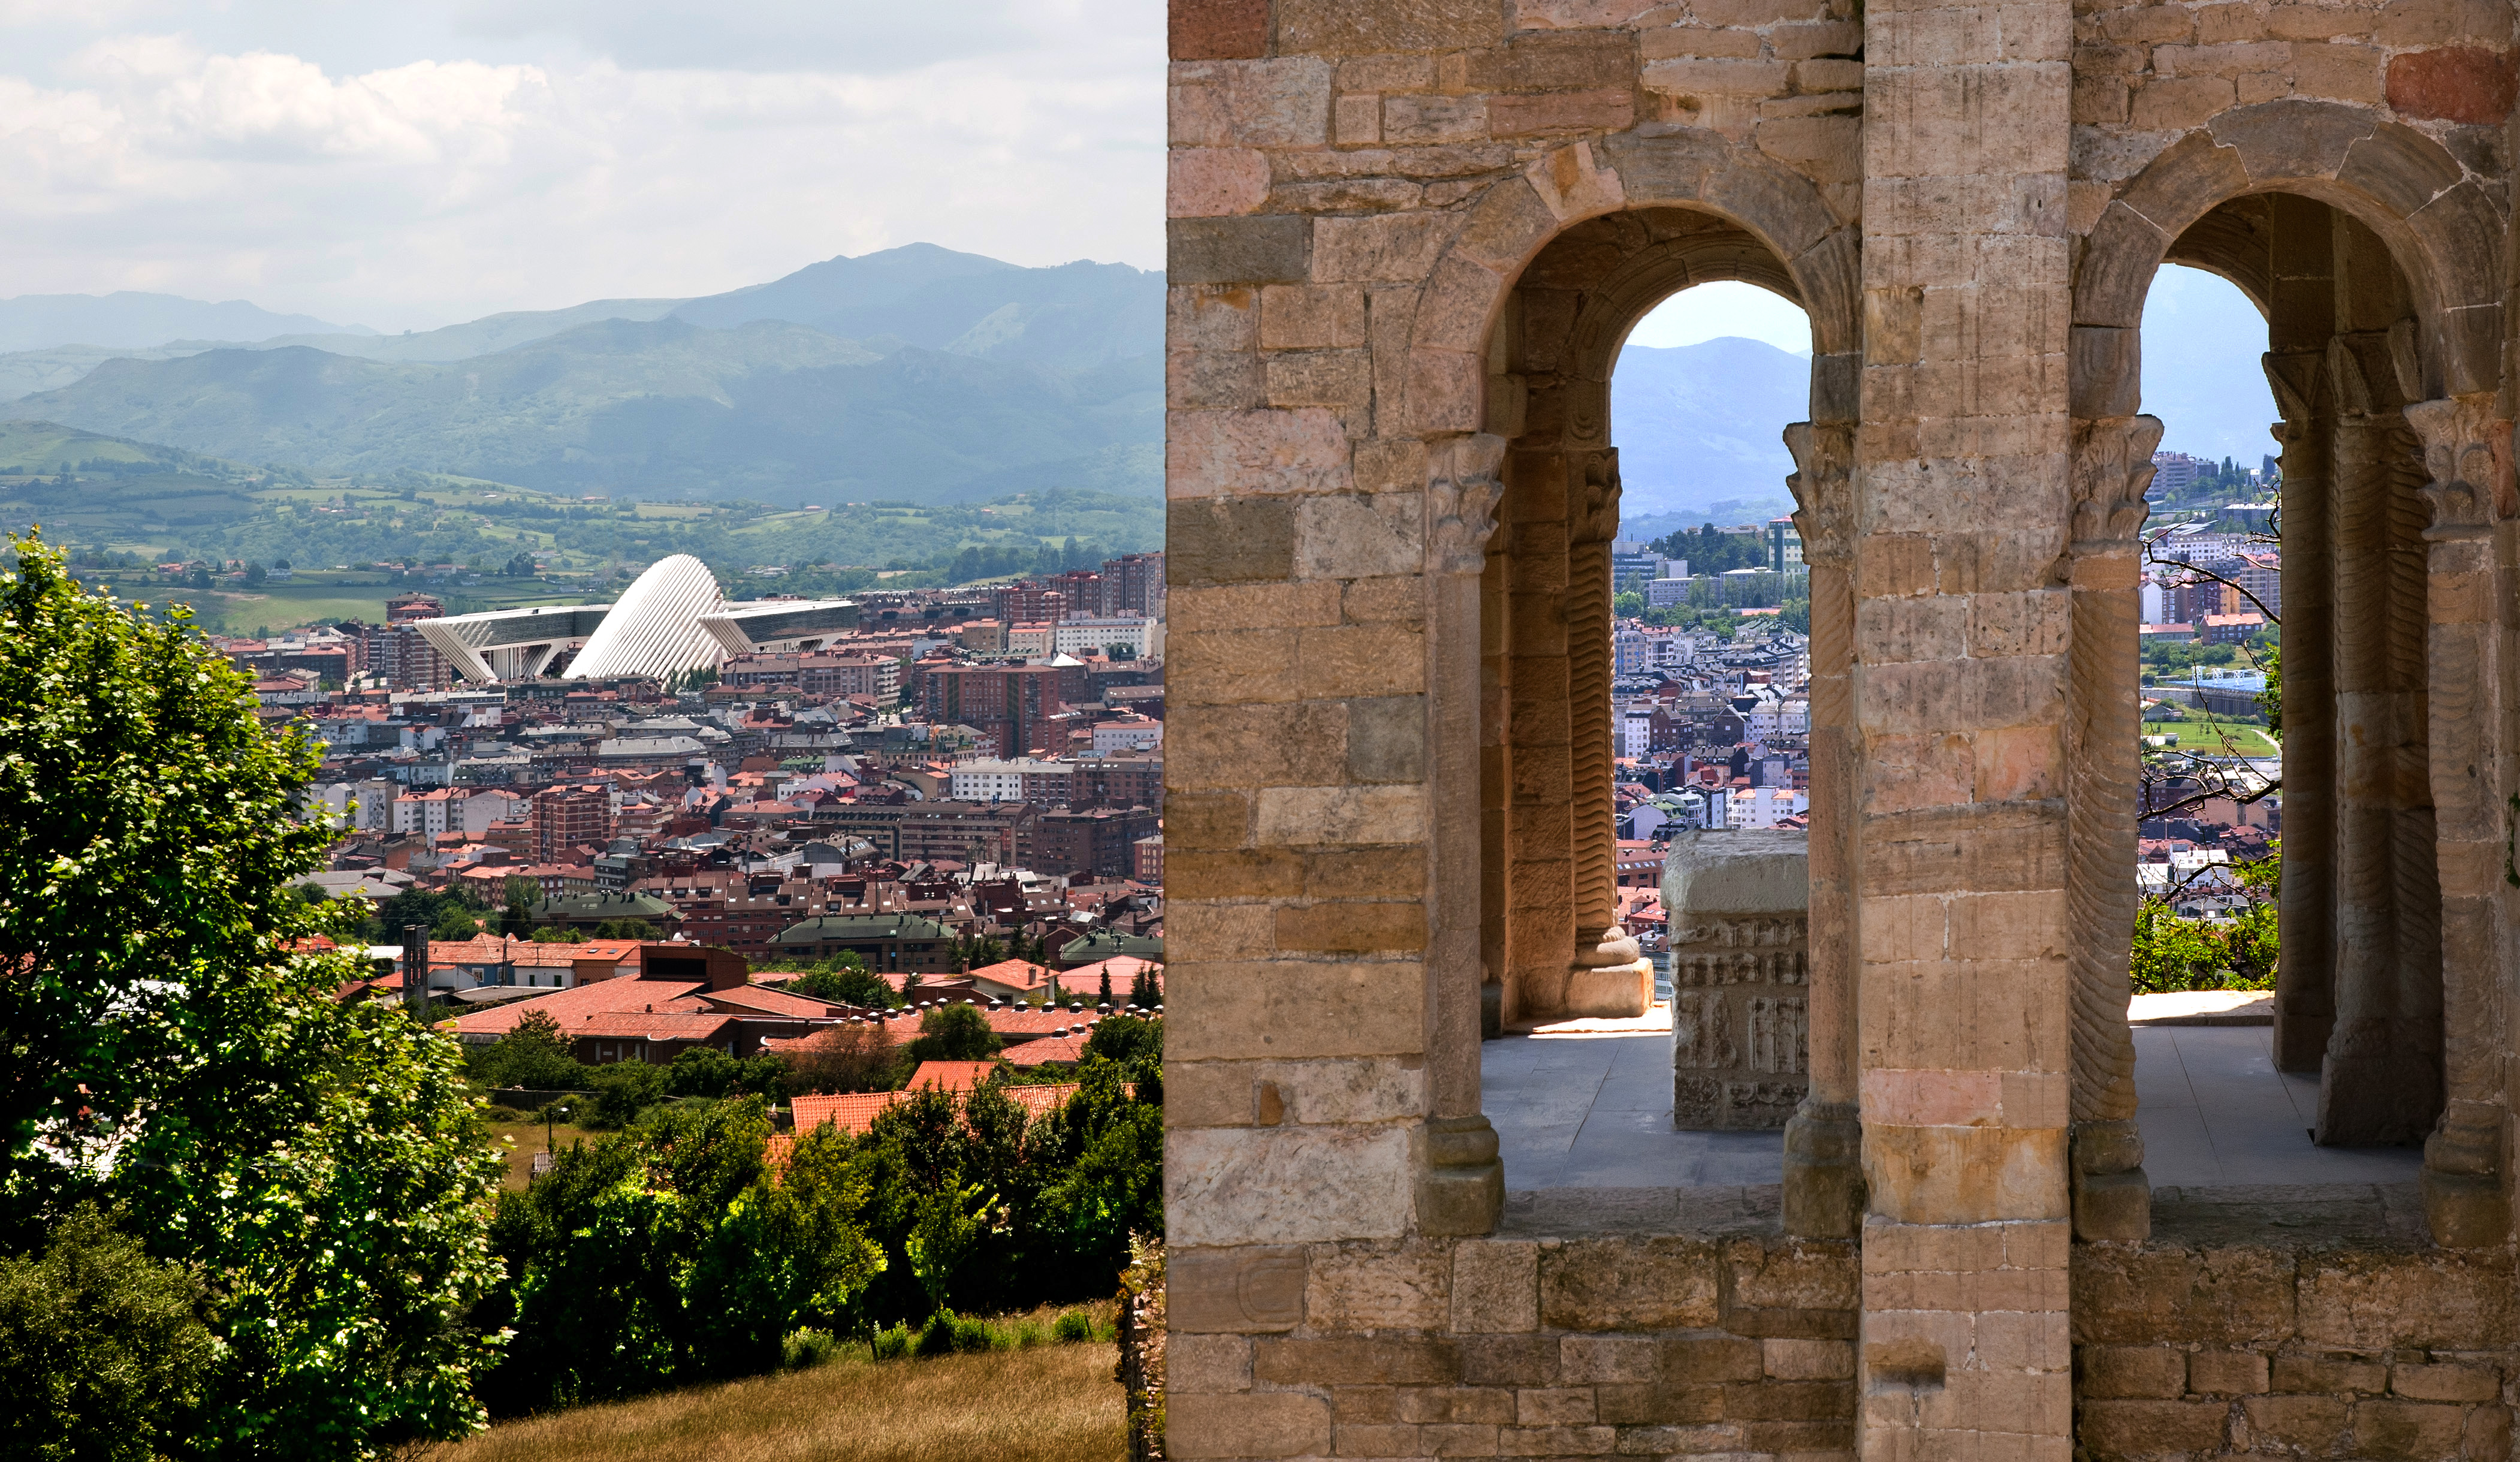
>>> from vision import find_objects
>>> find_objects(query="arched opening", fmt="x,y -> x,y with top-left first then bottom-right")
1468,207 -> 1835,1195
2077,180 -> 2512,1240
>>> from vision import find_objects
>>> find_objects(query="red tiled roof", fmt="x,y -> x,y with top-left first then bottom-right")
908,1060 -> 998,1092
1005,1033 -> 1089,1067
566,1012 -> 738,1042
701,985 -> 851,1018
453,978 -> 708,1038
790,1082 -> 1090,1136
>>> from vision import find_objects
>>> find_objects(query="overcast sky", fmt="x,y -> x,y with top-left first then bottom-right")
0,0 -> 1166,330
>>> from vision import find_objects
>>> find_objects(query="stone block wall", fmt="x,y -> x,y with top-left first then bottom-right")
1165,1221 -> 1860,1460
2075,1225 -> 2520,1460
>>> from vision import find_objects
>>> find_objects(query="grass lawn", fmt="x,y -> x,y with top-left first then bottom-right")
443,1334 -> 1127,1462
482,1116 -> 600,1192
2138,705 -> 2281,758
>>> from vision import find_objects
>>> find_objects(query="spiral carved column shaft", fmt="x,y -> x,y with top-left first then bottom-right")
1561,449 -> 1649,1017
2405,392 -> 2510,1248
1782,421 -> 1862,1238
2064,414 -> 2160,1241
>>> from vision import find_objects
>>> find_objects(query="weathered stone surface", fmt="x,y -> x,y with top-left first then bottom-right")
2386,45 -> 2520,123
1169,0 -> 1269,61
1539,1238 -> 1720,1331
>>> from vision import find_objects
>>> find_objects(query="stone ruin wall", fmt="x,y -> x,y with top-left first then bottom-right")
1163,0 -> 2520,1456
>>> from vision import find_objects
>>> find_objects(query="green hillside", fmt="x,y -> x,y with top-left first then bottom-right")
14,318 -> 1160,505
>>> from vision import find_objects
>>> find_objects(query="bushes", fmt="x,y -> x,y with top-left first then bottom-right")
472,1008 -> 590,1091
587,1061 -> 667,1128
0,1205 -> 215,1462
905,1003 -> 1001,1063
867,1307 -> 1097,1362
478,1097 -> 883,1414
777,1021 -> 901,1095
666,1046 -> 784,1101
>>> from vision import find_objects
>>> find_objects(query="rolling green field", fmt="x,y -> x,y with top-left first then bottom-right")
2139,703 -> 2281,758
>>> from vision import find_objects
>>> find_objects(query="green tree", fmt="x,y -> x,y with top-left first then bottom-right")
530,924 -> 578,943
500,876 -> 539,936
474,1008 -> 588,1092
0,1204 -> 215,1462
791,957 -> 897,1009
587,1061 -> 668,1128
594,918 -> 658,940
906,1003 -> 1001,1063
0,533 -> 505,1457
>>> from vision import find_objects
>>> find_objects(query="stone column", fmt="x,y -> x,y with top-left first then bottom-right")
2404,392 -> 2511,1247
1419,433 -> 1508,1234
2265,348 -> 2338,1073
1855,0 -> 2073,1448
1501,447 -> 1576,1024
2317,335 -> 2444,1147
1562,448 -> 1653,1017
1781,420 -> 1863,1238
2064,412 -> 2161,1242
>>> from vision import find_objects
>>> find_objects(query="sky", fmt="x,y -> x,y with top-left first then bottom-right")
1628,266 -> 2275,466
0,1 -> 1167,331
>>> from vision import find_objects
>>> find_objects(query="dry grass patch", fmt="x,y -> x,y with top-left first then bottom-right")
440,1339 -> 1125,1462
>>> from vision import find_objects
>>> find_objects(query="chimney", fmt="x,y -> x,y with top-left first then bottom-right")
402,923 -> 430,1015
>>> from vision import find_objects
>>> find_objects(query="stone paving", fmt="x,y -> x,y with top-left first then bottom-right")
1483,1003 -> 2423,1194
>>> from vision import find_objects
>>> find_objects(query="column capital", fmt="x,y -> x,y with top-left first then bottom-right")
2403,393 -> 2509,539
1783,421 -> 1855,568
2068,413 -> 2163,553
1570,448 -> 1622,547
1426,432 -> 1508,576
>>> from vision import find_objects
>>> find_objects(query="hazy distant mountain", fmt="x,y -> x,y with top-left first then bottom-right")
0,292 -> 370,352
243,299 -> 689,364
1611,336 -> 1809,519
672,243 -> 1162,369
16,316 -> 1159,504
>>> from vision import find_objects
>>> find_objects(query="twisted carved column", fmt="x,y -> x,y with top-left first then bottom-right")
2265,351 -> 2338,1072
1563,448 -> 1652,1016
1419,433 -> 1509,1234
2317,335 -> 2443,1148
1780,421 -> 1863,1237
2065,413 -> 2161,1241
2404,393 -> 2510,1247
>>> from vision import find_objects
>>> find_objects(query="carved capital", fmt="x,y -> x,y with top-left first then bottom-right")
1783,421 -> 1854,568
1426,432 -> 1508,575
2404,393 -> 2506,539
2069,414 -> 2163,551
1572,448 -> 1622,546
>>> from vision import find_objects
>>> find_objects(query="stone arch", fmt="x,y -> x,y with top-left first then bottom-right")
2064,98 -> 2513,1246
2072,98 -> 2505,417
1406,128 -> 1864,1236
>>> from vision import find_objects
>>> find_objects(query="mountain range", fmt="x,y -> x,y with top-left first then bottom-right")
0,250 -> 2273,514
1,245 -> 1165,505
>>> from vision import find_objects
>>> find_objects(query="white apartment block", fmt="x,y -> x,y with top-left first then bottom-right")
1055,616 -> 1160,659
950,757 -> 1075,804
1726,786 -> 1809,830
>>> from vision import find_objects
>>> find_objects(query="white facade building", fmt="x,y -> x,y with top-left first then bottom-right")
1055,615 -> 1160,659
1725,786 -> 1809,830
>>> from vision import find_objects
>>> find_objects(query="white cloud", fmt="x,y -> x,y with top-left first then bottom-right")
0,4 -> 1164,330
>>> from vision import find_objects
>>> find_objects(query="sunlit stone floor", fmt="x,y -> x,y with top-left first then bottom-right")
1480,1000 -> 2423,1199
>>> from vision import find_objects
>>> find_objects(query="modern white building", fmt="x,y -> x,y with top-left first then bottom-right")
1055,615 -> 1160,659
413,554 -> 856,683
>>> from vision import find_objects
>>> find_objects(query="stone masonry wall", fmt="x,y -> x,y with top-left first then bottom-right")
2075,1210 -> 2520,1461
1165,1217 -> 1858,1460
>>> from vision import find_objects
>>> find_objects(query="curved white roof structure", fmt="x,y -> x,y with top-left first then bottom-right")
563,554 -> 728,680
409,553 -> 859,684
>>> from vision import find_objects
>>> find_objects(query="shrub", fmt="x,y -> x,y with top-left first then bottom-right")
792,962 -> 899,1009
906,1003 -> 1001,1063
473,1008 -> 590,1091
668,1047 -> 740,1099
0,1204 -> 215,1462
586,1061 -> 668,1128
871,1323 -> 913,1361
1052,1310 -> 1092,1344
1012,1319 -> 1048,1349
915,1312 -> 959,1358
778,1022 -> 900,1096
780,1328 -> 838,1370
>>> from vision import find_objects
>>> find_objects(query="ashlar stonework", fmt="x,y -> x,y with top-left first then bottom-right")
1164,0 -> 2520,1456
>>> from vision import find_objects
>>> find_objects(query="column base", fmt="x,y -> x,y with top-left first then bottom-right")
2317,1047 -> 2439,1147
2071,1119 -> 2150,1242
2421,1106 -> 2508,1248
1563,958 -> 1652,1018
1781,1100 -> 1864,1238
1417,1115 -> 1504,1236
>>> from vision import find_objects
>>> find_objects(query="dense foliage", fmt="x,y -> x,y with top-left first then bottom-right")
0,533 -> 503,1458
2129,849 -> 2280,993
480,1044 -> 1164,1417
